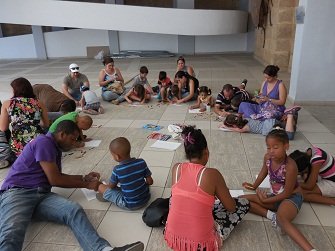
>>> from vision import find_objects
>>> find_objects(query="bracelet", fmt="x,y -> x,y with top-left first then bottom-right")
269,98 -> 272,102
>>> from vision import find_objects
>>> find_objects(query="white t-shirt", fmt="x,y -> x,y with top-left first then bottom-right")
83,90 -> 99,104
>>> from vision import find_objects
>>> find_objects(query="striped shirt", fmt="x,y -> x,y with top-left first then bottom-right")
311,146 -> 335,181
110,158 -> 152,208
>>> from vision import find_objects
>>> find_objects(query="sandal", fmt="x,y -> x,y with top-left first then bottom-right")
284,106 -> 301,115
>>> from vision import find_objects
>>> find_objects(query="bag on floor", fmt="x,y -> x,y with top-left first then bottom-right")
142,198 -> 169,227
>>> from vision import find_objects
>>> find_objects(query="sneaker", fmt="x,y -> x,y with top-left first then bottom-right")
271,213 -> 277,228
96,193 -> 108,202
113,241 -> 144,251
240,79 -> 248,89
0,160 -> 9,169
284,106 -> 301,115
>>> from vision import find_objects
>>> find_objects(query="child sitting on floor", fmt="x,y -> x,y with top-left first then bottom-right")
96,137 -> 153,210
124,84 -> 150,104
132,66 -> 154,96
157,71 -> 173,102
289,147 -> 335,206
167,84 -> 180,103
189,86 -> 214,112
80,86 -> 104,115
241,128 -> 316,251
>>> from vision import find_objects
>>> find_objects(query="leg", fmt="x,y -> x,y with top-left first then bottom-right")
160,87 -> 167,101
241,194 -> 276,217
285,114 -> 295,133
116,87 -> 131,103
302,183 -> 335,205
0,188 -> 41,251
276,200 -> 314,251
101,91 -> 119,102
213,198 -> 250,240
102,187 -> 128,210
33,192 -> 111,251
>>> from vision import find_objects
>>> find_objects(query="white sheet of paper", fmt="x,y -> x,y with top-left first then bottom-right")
229,190 -> 244,197
84,140 -> 102,148
129,102 -> 142,106
150,140 -> 181,151
256,175 -> 271,188
188,108 -> 203,113
81,188 -> 97,201
219,127 -> 232,132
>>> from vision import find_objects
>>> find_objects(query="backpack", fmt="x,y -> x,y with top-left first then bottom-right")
142,198 -> 169,227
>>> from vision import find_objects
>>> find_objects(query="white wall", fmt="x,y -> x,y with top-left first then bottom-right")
0,34 -> 36,59
195,34 -> 247,53
289,0 -> 335,103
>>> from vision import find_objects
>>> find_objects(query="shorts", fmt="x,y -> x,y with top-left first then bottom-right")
84,102 -> 100,111
317,179 -> 335,197
273,193 -> 303,212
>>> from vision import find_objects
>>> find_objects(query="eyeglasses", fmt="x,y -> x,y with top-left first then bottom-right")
71,67 -> 79,70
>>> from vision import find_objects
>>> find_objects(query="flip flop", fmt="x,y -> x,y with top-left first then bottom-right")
284,106 -> 301,115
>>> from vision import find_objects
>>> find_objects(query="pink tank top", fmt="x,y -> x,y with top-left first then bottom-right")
164,163 -> 220,251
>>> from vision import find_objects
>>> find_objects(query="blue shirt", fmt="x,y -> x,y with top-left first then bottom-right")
110,158 -> 152,208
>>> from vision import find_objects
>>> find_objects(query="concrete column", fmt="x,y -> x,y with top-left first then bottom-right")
0,24 -> 3,38
106,0 -> 121,54
175,0 -> 195,55
32,25 -> 47,59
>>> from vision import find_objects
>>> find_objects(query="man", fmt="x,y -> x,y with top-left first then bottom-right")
62,63 -> 90,105
0,120 -> 144,251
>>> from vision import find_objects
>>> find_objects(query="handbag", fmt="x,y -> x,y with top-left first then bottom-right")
142,198 -> 169,227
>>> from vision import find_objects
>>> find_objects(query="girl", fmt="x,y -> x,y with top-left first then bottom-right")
164,126 -> 249,251
124,84 -> 150,104
80,86 -> 104,115
242,128 -> 316,251
167,84 -> 180,103
189,86 -> 214,112
289,147 -> 335,206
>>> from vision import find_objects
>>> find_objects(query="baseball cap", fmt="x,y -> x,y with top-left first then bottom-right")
69,63 -> 79,73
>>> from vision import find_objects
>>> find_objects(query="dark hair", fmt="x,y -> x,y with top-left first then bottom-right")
222,84 -> 233,92
177,56 -> 185,64
231,95 -> 242,110
170,85 -> 179,96
289,150 -> 312,181
198,86 -> 211,95
102,57 -> 114,66
140,66 -> 148,74
224,114 -> 248,129
182,126 -> 207,160
159,71 -> 167,81
11,78 -> 36,98
266,128 -> 289,144
54,120 -> 80,135
60,99 -> 76,113
263,65 -> 280,77
80,86 -> 89,92
110,137 -> 131,156
134,84 -> 145,101
175,71 -> 189,79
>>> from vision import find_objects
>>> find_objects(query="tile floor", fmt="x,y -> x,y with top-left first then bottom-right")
0,54 -> 334,251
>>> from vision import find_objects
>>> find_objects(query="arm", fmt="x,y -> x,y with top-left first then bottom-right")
0,100 -> 10,131
145,176 -> 154,185
80,95 -> 85,109
177,79 -> 195,103
189,97 -> 201,109
213,169 -> 236,212
62,83 -> 78,104
187,66 -> 195,77
144,82 -> 154,94
124,88 -> 133,104
300,163 -> 321,190
243,156 -> 268,190
214,103 -> 230,117
98,70 -> 113,87
39,101 -> 50,128
221,124 -> 250,133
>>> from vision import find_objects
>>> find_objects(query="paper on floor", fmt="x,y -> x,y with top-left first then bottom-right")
84,140 -> 102,148
81,188 -> 97,201
256,175 -> 271,188
150,140 -> 181,151
219,127 -> 232,132
229,190 -> 245,197
188,108 -> 202,113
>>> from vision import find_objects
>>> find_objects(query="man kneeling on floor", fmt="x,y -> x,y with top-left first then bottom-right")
0,120 -> 144,251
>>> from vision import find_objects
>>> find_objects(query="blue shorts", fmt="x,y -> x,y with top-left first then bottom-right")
273,193 -> 303,212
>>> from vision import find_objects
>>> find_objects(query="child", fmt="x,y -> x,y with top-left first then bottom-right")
164,126 -> 249,251
157,71 -> 172,102
289,147 -> 335,206
48,111 -> 93,147
241,128 -> 316,251
167,84 -> 180,103
189,86 -> 214,112
132,66 -> 154,96
124,84 -> 150,104
96,137 -> 153,210
80,86 -> 104,115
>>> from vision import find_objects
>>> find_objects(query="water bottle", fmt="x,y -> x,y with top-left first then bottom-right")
206,104 -> 211,112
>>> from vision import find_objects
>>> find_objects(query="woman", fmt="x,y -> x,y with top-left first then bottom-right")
98,57 -> 126,104
238,65 -> 287,120
0,78 -> 49,156
175,56 -> 195,77
175,71 -> 199,103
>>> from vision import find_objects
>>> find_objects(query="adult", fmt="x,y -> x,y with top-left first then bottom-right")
214,84 -> 251,117
98,57 -> 127,104
62,63 -> 90,105
238,65 -> 287,120
0,120 -> 144,251
175,56 -> 195,77
0,78 -> 49,157
174,71 -> 199,104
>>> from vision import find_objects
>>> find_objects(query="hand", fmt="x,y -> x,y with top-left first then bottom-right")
84,172 -> 101,182
242,182 -> 255,190
256,188 -> 268,202
87,180 -> 101,191
75,100 -> 80,106
84,137 -> 92,142
176,99 -> 183,104
199,108 -> 206,112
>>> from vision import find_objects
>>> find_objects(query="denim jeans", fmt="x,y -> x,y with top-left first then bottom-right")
0,188 -> 111,251
70,90 -> 82,101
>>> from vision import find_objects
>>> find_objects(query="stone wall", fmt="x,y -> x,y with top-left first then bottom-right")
254,0 -> 298,71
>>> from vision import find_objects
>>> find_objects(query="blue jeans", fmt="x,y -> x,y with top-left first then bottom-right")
101,87 -> 130,102
70,90 -> 82,101
0,188 -> 111,251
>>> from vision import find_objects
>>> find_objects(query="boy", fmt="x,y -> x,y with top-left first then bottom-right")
96,137 -> 153,210
132,66 -> 154,96
157,71 -> 173,102
48,111 -> 93,147
80,86 -> 104,115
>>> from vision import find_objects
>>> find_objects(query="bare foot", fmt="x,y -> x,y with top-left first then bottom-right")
83,109 -> 99,115
98,106 -> 104,114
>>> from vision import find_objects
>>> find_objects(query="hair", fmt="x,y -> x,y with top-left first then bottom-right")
177,56 -> 185,64
140,66 -> 148,74
54,120 -> 80,135
263,65 -> 280,77
77,115 -> 93,130
109,137 -> 131,157
170,85 -> 179,97
175,71 -> 189,79
266,127 -> 289,144
289,150 -> 312,181
198,86 -> 211,96
11,77 -> 36,98
134,84 -> 145,101
102,56 -> 114,66
80,86 -> 90,92
60,99 -> 76,113
159,71 -> 167,81
224,114 -> 248,129
181,126 -> 207,160
231,94 -> 243,110
222,84 -> 233,92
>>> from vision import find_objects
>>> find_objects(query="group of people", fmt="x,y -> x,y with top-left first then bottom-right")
0,56 -> 333,251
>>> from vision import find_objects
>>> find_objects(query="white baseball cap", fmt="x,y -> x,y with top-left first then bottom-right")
69,63 -> 79,73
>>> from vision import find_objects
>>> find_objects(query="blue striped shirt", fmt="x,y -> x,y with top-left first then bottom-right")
110,158 -> 151,208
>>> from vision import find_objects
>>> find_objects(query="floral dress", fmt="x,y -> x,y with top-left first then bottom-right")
7,97 -> 44,156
